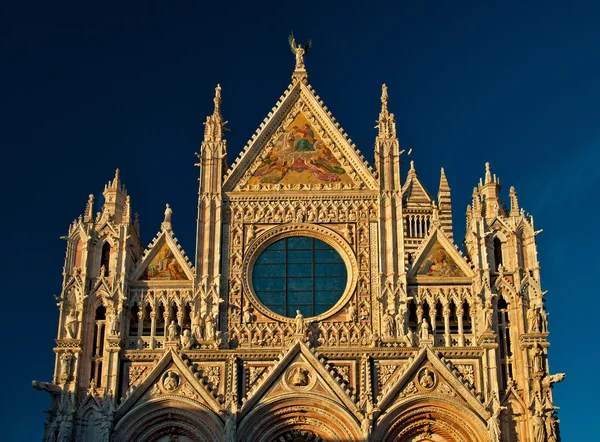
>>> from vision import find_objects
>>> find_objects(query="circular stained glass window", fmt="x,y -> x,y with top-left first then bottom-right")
251,236 -> 348,318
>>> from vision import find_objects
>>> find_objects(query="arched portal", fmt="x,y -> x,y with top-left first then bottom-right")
237,394 -> 362,442
112,398 -> 224,442
373,396 -> 488,442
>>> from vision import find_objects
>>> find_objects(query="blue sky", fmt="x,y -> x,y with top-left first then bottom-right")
2,1 -> 598,439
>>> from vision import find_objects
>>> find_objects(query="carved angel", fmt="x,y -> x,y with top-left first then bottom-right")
288,32 -> 312,70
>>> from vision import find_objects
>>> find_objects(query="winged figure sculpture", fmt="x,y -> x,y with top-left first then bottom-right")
289,32 -> 312,70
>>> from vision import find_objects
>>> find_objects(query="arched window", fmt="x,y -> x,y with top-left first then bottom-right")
91,305 -> 106,388
493,237 -> 503,271
497,296 -> 513,391
462,301 -> 472,333
100,243 -> 111,276
129,303 -> 139,336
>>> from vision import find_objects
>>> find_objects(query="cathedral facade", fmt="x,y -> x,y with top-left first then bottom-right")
35,47 -> 564,442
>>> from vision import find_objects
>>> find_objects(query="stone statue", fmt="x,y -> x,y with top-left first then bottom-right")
487,393 -> 506,442
61,352 -> 73,379
395,310 -> 406,338
419,318 -> 430,340
294,310 -> 304,334
419,368 -> 435,389
164,204 -> 172,224
527,304 -> 540,333
484,300 -> 494,330
381,310 -> 395,338
109,311 -> 119,336
242,306 -> 255,324
406,328 -> 417,347
531,409 -> 546,442
180,329 -> 193,350
289,32 -> 312,71
167,320 -> 178,342
191,313 -> 204,341
539,307 -> 549,332
65,309 -> 79,339
346,301 -> 357,323
546,414 -> 559,442
205,314 -> 216,340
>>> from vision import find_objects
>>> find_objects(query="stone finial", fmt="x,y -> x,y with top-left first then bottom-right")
509,186 -> 519,217
377,84 -> 397,139
84,194 -> 94,222
203,85 -> 226,143
484,162 -> 492,184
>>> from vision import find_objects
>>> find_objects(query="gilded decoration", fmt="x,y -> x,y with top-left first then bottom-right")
247,112 -> 352,186
140,241 -> 188,280
242,223 -> 358,323
416,242 -> 464,277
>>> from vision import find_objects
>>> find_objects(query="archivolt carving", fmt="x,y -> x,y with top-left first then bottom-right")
241,223 -> 358,323
237,394 -> 362,442
112,398 -> 223,442
374,396 -> 487,442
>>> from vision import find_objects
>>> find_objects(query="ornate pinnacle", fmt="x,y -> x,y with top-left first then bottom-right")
485,162 -> 492,184
377,84 -> 396,139
213,84 -> 222,117
509,186 -> 520,217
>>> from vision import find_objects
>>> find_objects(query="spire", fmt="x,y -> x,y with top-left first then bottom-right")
479,162 -> 502,219
377,84 -> 397,139
509,186 -> 520,217
407,160 -> 417,179
101,169 -> 128,223
437,168 -> 453,240
203,84 -> 226,144
485,162 -> 492,184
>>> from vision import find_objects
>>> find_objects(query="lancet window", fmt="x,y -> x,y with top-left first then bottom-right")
100,242 -> 111,276
90,305 -> 106,388
497,295 -> 513,391
493,237 -> 503,271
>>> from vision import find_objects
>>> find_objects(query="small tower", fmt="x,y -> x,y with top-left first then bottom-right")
374,84 -> 406,314
437,167 -> 453,241
195,85 -> 228,325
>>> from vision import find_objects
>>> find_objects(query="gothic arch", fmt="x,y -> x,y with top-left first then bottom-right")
373,396 -> 487,442
112,397 -> 223,442
237,393 -> 362,442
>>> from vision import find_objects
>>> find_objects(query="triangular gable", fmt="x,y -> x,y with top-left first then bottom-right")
114,349 -> 222,421
402,167 -> 432,205
408,227 -> 473,281
223,81 -> 378,192
239,340 -> 360,420
377,346 -> 488,420
130,229 -> 194,282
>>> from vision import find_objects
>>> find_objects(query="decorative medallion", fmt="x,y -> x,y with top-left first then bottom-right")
284,363 -> 316,391
161,370 -> 180,393
417,367 -> 437,391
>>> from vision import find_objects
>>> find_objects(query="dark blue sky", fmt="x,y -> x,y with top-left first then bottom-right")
2,1 -> 597,439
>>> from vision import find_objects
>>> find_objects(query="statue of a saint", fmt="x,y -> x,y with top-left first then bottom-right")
180,329 -> 193,350
65,309 -> 79,339
205,314 -> 216,340
163,371 -> 179,392
294,310 -> 304,334
346,302 -> 357,323
395,310 -> 406,337
191,313 -> 204,341
406,328 -> 417,347
167,320 -> 178,342
242,306 -> 255,324
419,318 -> 430,340
527,304 -> 540,333
164,204 -> 172,224
484,300 -> 494,330
61,352 -> 73,379
419,368 -> 435,389
381,310 -> 395,338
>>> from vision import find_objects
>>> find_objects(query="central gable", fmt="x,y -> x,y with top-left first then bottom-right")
223,82 -> 378,192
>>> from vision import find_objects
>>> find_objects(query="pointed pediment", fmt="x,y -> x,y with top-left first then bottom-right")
114,349 -> 222,421
408,228 -> 473,282
402,163 -> 433,205
130,229 -> 194,283
223,82 -> 378,192
377,347 -> 488,420
240,340 -> 360,420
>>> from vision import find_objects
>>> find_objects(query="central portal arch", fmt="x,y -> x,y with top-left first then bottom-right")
237,394 -> 363,442
373,396 -> 488,442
